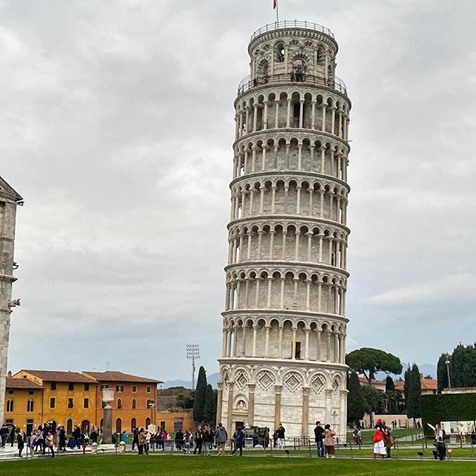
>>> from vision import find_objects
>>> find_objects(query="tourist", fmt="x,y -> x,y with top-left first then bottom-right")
215,423 -> 228,456
431,423 -> 446,461
324,423 -> 336,458
132,428 -> 139,451
9,425 -> 15,447
137,428 -> 147,455
352,426 -> 362,448
0,423 -> 8,448
230,427 -> 245,456
45,430 -> 55,457
89,426 -> 98,444
372,424 -> 386,459
202,425 -> 211,455
57,425 -> 66,451
275,423 -> 286,449
175,428 -> 184,451
314,421 -> 324,457
16,428 -> 25,457
384,426 -> 394,458
193,426 -> 203,455
183,429 -> 192,454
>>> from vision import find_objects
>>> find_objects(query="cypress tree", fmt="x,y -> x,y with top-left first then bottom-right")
406,363 -> 421,422
347,371 -> 365,427
436,353 -> 449,393
193,366 -> 207,422
385,375 -> 398,414
203,384 -> 215,424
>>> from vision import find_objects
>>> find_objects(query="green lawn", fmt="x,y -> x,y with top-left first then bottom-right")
1,454 -> 475,475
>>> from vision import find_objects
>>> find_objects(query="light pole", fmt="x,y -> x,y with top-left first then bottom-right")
186,344 -> 200,389
445,359 -> 451,389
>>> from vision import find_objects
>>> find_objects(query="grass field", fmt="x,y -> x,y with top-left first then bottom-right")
1,453 -> 475,475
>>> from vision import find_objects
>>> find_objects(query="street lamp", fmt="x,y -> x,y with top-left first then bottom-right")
445,359 -> 451,389
186,344 -> 200,389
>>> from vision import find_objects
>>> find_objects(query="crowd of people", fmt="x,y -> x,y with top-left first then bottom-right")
0,418 -> 456,461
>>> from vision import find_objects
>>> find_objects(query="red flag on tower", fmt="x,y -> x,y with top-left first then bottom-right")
273,0 -> 277,9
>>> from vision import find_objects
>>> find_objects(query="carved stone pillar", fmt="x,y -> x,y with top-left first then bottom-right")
274,385 -> 282,428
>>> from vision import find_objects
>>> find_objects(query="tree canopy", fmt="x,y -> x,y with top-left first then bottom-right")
436,344 -> 476,392
346,347 -> 403,384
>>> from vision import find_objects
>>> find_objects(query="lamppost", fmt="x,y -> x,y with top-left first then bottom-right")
186,344 -> 200,389
101,387 -> 115,445
445,359 -> 451,389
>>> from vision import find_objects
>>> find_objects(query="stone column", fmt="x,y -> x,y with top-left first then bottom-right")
301,387 -> 310,437
274,385 -> 282,428
216,382 -> 223,424
227,382 -> 235,437
248,384 -> 256,425
101,387 -> 115,445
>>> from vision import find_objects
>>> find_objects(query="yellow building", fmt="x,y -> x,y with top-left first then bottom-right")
4,376 -> 44,434
13,370 -> 98,435
6,369 -> 162,435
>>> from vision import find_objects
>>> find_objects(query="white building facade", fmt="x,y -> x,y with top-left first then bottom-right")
217,21 -> 351,439
0,177 -> 22,426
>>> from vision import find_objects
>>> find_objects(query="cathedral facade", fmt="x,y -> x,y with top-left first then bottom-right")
217,21 -> 351,439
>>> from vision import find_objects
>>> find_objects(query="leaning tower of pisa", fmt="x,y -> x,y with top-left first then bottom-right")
217,21 -> 351,439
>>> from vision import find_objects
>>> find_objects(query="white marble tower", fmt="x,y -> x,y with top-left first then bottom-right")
217,21 -> 351,439
0,177 -> 22,425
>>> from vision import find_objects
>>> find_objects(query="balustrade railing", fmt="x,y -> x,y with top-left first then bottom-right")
237,73 -> 347,96
250,21 -> 335,42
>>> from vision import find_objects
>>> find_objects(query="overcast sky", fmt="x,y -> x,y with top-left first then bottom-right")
2,0 -> 476,383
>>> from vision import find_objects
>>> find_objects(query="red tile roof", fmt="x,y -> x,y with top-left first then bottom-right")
82,371 -> 161,384
6,377 -> 43,390
19,370 -> 96,383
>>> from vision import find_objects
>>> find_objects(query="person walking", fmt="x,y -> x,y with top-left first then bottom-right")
215,423 -> 228,456
384,426 -> 394,459
201,426 -> 211,456
314,421 -> 325,457
17,429 -> 25,457
0,423 -> 8,448
9,425 -> 15,447
324,424 -> 336,459
275,423 -> 286,449
137,428 -> 147,455
230,427 -> 245,456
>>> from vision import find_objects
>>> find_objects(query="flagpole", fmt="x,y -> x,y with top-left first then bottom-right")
276,0 -> 280,23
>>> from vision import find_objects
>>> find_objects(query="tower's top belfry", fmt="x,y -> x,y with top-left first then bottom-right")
238,20 -> 347,99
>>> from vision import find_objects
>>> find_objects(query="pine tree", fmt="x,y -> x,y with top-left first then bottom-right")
193,366 -> 207,422
347,371 -> 365,426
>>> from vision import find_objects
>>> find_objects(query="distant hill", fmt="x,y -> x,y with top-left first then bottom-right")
163,372 -> 219,390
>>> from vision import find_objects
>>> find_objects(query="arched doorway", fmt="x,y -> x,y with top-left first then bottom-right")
131,418 -> 137,431
50,420 -> 57,434
66,419 -> 73,435
116,418 -> 122,433
145,418 -> 151,428
81,420 -> 90,435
